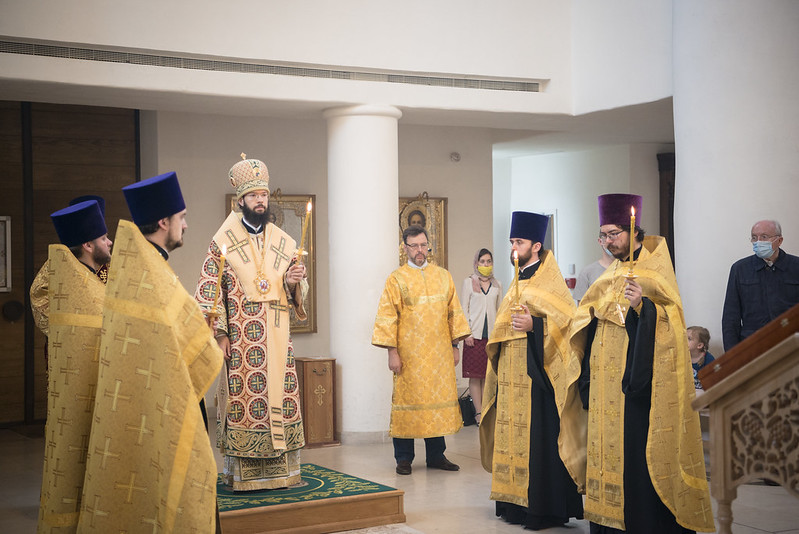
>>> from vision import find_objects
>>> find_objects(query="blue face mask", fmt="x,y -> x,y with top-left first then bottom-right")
603,246 -> 613,256
753,240 -> 774,259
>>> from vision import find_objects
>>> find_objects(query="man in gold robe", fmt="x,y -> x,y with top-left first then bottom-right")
372,225 -> 471,475
194,155 -> 308,491
480,211 -> 583,530
560,194 -> 715,533
77,172 -> 223,532
30,196 -> 110,354
35,200 -> 110,533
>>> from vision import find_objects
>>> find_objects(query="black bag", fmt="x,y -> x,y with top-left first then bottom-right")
459,389 -> 477,426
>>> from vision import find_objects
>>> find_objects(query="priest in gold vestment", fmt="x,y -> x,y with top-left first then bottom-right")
78,172 -> 223,532
372,225 -> 471,475
560,194 -> 714,533
36,200 -> 110,533
195,156 -> 308,491
479,211 -> 583,530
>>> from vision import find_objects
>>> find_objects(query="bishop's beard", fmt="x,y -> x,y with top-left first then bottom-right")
241,203 -> 273,229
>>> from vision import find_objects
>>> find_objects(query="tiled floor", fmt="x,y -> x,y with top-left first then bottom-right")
2,424 -> 797,533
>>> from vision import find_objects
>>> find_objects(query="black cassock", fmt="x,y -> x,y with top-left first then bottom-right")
496,263 -> 584,530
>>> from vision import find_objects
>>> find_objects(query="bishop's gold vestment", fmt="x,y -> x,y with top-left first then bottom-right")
78,221 -> 223,533
560,235 -> 714,532
195,211 -> 307,491
372,263 -> 471,438
479,250 -> 577,509
36,246 -> 105,533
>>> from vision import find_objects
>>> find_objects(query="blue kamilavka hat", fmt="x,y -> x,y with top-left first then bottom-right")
510,211 -> 549,245
69,195 -> 106,216
50,200 -> 107,247
122,171 -> 186,226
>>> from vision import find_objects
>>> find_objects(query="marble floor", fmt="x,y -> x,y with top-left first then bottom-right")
2,423 -> 797,533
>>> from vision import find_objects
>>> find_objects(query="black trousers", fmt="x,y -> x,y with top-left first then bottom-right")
393,436 -> 446,464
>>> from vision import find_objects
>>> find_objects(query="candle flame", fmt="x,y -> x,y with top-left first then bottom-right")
513,250 -> 518,260
221,244 -> 227,256
631,206 -> 635,216
306,200 -> 312,212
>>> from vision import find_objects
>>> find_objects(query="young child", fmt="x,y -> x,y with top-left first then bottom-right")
688,326 -> 715,389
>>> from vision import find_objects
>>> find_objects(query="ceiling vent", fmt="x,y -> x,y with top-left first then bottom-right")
0,39 -> 541,93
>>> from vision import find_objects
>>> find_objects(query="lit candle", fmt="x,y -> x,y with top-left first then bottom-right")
211,244 -> 227,315
297,199 -> 313,262
513,250 -> 520,305
629,206 -> 636,272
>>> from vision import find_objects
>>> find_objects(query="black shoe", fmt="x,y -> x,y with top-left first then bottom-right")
427,456 -> 459,471
396,460 -> 412,475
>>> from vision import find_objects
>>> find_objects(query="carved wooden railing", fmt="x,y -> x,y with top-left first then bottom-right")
692,333 -> 799,534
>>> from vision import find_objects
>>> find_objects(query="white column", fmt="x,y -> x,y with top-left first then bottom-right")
324,105 -> 402,442
673,0 -> 799,353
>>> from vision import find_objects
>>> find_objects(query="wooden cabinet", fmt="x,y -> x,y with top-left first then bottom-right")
296,357 -> 339,448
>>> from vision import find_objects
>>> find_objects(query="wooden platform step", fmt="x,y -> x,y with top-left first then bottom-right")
220,488 -> 405,534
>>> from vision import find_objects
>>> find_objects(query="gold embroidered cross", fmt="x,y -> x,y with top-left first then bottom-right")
115,472 -> 148,503
104,379 -> 132,412
117,236 -> 138,268
59,354 -> 79,386
269,301 -> 289,327
95,436 -> 120,469
85,495 -> 109,527
136,360 -> 160,390
225,230 -> 250,262
114,324 -> 140,355
128,270 -> 154,298
52,283 -> 69,311
271,236 -> 291,270
126,414 -> 153,445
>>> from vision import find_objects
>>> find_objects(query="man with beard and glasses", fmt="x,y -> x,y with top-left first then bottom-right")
372,225 -> 471,475
559,194 -> 714,534
33,199 -> 111,533
479,211 -> 583,530
194,154 -> 308,491
76,171 -> 223,532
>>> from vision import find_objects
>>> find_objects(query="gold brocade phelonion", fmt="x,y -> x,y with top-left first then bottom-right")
210,244 -> 227,315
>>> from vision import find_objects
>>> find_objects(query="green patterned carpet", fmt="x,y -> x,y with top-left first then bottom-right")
217,464 -> 399,512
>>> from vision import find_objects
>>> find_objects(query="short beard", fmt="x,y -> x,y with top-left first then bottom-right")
510,249 -> 532,267
165,236 -> 183,252
93,247 -> 111,266
241,203 -> 271,229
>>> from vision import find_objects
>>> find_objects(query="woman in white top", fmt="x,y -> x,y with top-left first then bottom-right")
460,248 -> 502,425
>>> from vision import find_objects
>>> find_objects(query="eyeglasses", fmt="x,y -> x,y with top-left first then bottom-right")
599,230 -> 624,241
750,234 -> 780,243
405,243 -> 429,250
245,192 -> 269,200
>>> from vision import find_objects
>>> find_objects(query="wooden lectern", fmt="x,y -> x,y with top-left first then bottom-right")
693,304 -> 799,534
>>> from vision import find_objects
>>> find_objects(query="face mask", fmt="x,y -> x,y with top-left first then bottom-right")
753,240 -> 774,259
603,247 -> 613,256
477,265 -> 493,277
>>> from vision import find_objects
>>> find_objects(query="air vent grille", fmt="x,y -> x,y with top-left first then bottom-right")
0,39 -> 540,93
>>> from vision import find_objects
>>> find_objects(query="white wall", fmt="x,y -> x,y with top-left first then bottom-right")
572,0 -> 673,114
673,0 -> 799,355
500,144 -> 665,292
0,1 -> 574,115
